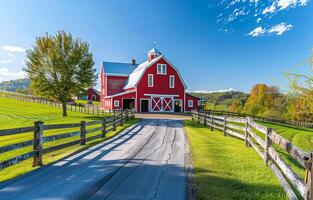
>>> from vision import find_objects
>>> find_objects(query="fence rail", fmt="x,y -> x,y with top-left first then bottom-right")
0,110 -> 134,170
0,90 -> 115,116
204,109 -> 313,128
192,110 -> 312,200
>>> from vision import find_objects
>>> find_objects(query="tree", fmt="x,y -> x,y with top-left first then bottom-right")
243,84 -> 286,118
286,53 -> 313,121
25,31 -> 96,117
229,101 -> 240,112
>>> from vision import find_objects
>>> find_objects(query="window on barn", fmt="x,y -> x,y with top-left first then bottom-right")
114,100 -> 119,107
188,100 -> 193,107
148,74 -> 154,87
169,75 -> 175,88
157,64 -> 167,75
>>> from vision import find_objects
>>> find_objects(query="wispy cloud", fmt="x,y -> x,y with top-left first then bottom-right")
0,67 -> 26,82
0,59 -> 12,64
247,23 -> 293,37
247,27 -> 266,37
2,45 -> 25,53
268,23 -> 293,35
211,0 -> 309,35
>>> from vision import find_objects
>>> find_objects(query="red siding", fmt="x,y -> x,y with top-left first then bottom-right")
112,92 -> 136,110
107,76 -> 128,96
185,93 -> 199,112
136,57 -> 185,112
103,98 -> 112,110
87,88 -> 100,101
100,66 -> 107,108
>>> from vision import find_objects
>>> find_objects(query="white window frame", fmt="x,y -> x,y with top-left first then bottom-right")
114,100 -> 119,107
188,100 -> 193,107
157,64 -> 167,75
169,75 -> 175,88
148,74 -> 154,87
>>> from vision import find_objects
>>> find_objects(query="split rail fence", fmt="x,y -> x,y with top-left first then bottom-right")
0,90 -> 114,116
204,109 -> 313,128
0,110 -> 134,170
192,110 -> 313,200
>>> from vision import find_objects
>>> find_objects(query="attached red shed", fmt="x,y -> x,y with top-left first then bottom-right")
100,48 -> 199,112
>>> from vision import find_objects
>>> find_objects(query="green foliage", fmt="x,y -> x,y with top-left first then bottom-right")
0,78 -> 30,92
285,55 -> 313,121
25,31 -> 97,116
190,91 -> 249,111
243,84 -> 287,119
184,120 -> 286,199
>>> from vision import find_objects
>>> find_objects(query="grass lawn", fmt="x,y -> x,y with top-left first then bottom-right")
184,120 -> 286,200
258,121 -> 313,152
75,99 -> 100,105
0,98 -> 105,129
0,97 -> 139,182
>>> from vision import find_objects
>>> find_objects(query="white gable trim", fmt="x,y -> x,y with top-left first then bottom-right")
123,55 -> 187,90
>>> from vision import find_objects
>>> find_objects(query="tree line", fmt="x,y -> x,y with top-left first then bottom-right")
229,54 -> 313,122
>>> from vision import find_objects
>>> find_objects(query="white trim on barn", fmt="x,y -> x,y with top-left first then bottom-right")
144,93 -> 179,97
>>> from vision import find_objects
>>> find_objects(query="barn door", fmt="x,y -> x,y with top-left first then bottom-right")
163,97 -> 173,112
151,97 -> 162,112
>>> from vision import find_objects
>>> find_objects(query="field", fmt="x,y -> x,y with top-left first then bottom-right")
74,99 -> 100,105
0,97 -> 138,182
184,120 -> 286,199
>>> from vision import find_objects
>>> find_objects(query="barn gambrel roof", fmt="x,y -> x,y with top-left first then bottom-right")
123,55 -> 187,89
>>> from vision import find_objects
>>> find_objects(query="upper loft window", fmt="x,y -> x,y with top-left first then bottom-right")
157,64 -> 167,75
148,74 -> 154,87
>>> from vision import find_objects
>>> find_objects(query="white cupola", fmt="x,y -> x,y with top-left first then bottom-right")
147,48 -> 161,62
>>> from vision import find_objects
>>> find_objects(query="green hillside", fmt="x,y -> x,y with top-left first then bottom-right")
0,98 -> 102,129
0,78 -> 30,92
190,91 -> 249,111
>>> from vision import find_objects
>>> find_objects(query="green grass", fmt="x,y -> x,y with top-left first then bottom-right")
258,121 -> 313,152
75,99 -> 100,105
184,120 -> 286,200
228,119 -> 312,178
0,97 -> 139,182
205,103 -> 229,111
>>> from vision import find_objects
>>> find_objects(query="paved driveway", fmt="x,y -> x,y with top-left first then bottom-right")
0,119 -> 188,200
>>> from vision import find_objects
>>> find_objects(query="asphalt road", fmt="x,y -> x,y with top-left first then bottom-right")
0,119 -> 188,200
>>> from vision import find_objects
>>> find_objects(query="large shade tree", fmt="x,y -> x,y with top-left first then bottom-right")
25,31 -> 97,117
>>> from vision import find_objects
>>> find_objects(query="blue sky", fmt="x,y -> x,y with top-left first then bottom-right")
0,0 -> 312,92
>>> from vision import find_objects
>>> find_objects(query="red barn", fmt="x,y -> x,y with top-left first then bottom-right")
100,48 -> 199,112
87,88 -> 100,101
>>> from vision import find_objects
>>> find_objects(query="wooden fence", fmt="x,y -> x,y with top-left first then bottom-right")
204,109 -> 313,129
0,90 -> 114,116
192,110 -> 312,200
0,110 -> 134,170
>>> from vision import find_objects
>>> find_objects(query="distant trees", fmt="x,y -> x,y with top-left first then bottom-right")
25,31 -> 96,117
242,84 -> 286,119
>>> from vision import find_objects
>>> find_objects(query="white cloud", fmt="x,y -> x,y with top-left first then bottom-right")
247,27 -> 266,37
0,67 -> 26,82
213,0 -> 309,35
2,45 -> 25,53
262,4 -> 277,14
7,53 -> 13,57
247,22 -> 293,37
0,59 -> 12,64
268,23 -> 293,35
